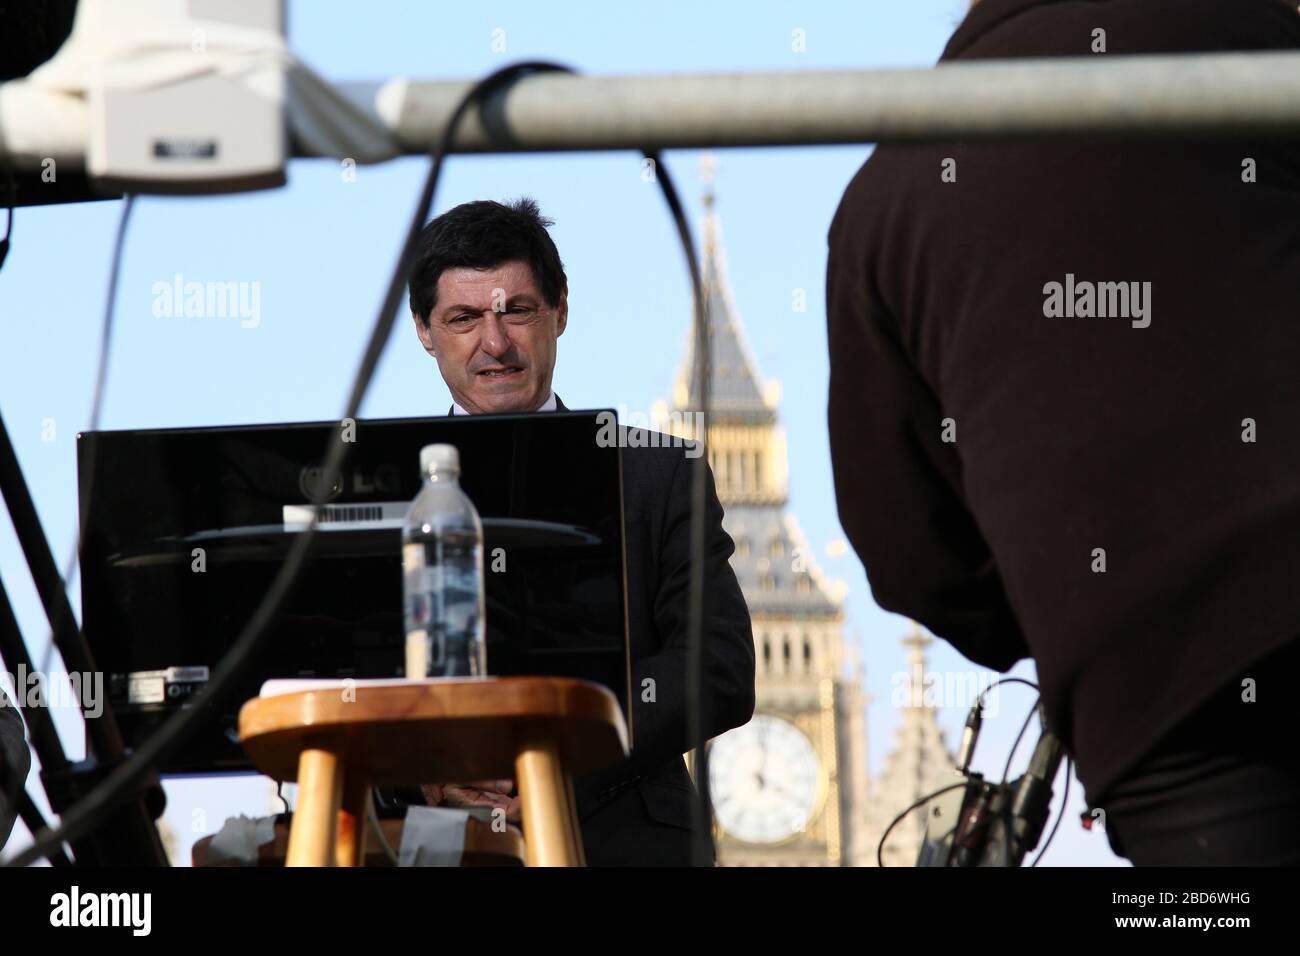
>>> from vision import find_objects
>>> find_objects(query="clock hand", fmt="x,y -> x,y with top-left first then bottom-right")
764,775 -> 799,801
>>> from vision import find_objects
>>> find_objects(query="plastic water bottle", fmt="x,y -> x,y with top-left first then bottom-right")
402,444 -> 486,678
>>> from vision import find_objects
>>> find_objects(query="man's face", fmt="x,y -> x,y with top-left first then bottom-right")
414,260 -> 567,414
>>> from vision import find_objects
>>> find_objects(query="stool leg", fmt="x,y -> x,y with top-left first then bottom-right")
515,738 -> 582,866
336,774 -> 370,867
287,748 -> 342,867
563,773 -> 586,867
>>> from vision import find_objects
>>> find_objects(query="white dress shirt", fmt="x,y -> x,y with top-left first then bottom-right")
451,389 -> 557,415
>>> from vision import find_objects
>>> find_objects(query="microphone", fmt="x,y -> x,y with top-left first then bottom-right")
1004,713 -> 1065,865
915,701 -> 1066,867
955,698 -> 984,773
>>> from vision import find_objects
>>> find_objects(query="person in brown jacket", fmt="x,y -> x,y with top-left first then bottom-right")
827,0 -> 1300,864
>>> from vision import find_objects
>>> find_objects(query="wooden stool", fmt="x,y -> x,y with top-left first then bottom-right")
238,677 -> 627,867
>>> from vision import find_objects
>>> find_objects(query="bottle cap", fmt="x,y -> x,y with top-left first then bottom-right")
419,443 -> 460,477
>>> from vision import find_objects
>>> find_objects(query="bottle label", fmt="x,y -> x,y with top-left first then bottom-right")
402,537 -> 483,677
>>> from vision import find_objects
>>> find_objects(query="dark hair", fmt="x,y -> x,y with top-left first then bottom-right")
408,197 -> 567,326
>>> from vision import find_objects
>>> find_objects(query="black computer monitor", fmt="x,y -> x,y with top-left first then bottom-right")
76,411 -> 631,773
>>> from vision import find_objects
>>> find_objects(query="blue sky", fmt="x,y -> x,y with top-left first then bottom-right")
0,0 -> 1122,865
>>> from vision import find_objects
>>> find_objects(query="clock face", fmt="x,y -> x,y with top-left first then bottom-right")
709,714 -> 822,844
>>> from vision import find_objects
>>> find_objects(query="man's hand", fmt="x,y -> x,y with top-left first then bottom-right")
421,779 -> 521,824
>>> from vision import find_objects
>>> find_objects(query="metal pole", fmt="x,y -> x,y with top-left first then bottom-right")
4,51 -> 1300,173
0,411 -> 120,755
368,52 -> 1300,153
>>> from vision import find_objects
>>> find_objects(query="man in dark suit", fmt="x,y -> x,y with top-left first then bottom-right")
827,0 -> 1300,864
401,197 -> 755,865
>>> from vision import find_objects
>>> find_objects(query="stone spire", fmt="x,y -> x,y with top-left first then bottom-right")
673,152 -> 775,426
866,623 -> 958,866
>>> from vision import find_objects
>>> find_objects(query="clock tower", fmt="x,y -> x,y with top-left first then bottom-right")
653,154 -> 872,866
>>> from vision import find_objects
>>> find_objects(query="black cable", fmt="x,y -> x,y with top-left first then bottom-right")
1029,755 -> 1071,867
32,194 -> 134,864
641,149 -> 711,865
1,189 -> 133,864
1000,698 -> 1041,786
6,60 -> 576,868
978,675 -> 1039,712
972,678 -> 1040,867
15,789 -> 71,866
0,165 -> 14,273
38,193 -> 136,680
876,780 -> 968,867
989,697 -> 1040,869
